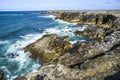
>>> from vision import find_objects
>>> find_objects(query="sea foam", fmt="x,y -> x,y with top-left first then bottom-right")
38,15 -> 56,19
0,40 -> 9,45
2,33 -> 43,80
56,19 -> 77,25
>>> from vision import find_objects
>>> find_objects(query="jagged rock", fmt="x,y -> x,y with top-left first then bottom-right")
112,18 -> 120,30
55,12 -> 117,29
24,34 -> 73,65
22,30 -> 120,80
80,47 -> 120,80
58,30 -> 120,68
20,46 -> 120,80
20,11 -> 120,80
74,26 -> 105,41
56,12 -> 119,41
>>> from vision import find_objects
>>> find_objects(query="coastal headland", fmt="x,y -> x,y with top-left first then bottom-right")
16,11 -> 120,80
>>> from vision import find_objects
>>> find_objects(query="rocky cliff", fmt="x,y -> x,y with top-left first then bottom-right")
54,11 -> 120,41
16,11 -> 120,80
55,12 -> 117,28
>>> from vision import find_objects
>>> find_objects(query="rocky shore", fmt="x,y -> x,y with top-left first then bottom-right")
16,11 -> 120,80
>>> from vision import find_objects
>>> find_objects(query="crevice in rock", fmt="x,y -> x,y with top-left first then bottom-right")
68,43 -> 80,54
95,17 -> 99,24
104,29 -> 114,36
103,14 -> 116,24
88,53 -> 105,60
89,43 -> 120,60
109,43 -> 120,52
69,43 -> 120,69
104,71 -> 120,80
69,62 -> 84,69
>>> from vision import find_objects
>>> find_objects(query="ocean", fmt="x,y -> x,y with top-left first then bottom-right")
0,11 -> 89,80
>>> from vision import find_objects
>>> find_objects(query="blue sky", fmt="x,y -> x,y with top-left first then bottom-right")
0,0 -> 120,11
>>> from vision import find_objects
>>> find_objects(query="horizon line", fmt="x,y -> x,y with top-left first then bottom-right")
0,9 -> 120,12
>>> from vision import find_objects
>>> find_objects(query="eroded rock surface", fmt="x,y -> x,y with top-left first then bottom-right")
17,11 -> 120,80
74,26 -> 105,41
55,12 -> 117,29
18,46 -> 120,80
24,34 -> 73,65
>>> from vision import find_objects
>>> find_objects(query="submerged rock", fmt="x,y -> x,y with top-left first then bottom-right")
0,73 -> 3,80
24,34 -> 73,65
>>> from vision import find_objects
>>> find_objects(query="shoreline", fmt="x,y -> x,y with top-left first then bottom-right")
16,11 -> 120,80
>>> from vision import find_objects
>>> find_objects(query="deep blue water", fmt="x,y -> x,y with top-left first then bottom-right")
0,11 -> 89,80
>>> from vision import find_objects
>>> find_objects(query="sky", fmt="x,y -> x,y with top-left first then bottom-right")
0,0 -> 120,11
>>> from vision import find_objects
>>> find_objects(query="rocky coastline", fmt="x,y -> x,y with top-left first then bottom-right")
16,11 -> 120,80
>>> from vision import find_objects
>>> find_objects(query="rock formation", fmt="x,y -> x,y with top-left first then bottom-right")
55,11 -> 117,28
16,11 -> 120,80
74,26 -> 105,41
24,34 -> 73,65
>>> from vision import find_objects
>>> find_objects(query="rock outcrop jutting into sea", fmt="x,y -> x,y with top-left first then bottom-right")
17,11 -> 120,80
24,34 -> 73,66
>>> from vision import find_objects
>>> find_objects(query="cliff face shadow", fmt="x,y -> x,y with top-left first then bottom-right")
104,71 -> 120,80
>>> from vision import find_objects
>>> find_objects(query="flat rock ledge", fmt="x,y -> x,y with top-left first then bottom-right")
16,11 -> 120,80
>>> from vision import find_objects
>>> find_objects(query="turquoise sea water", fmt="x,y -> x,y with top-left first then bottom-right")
0,11 -> 89,80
